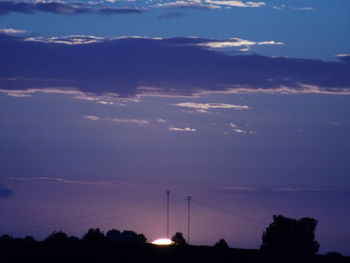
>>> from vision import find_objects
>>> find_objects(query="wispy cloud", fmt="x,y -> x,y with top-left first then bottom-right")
25,35 -> 105,45
195,38 -> 283,49
272,5 -> 314,11
154,1 -> 219,9
225,122 -> 255,134
0,87 -> 133,104
169,126 -> 196,132
0,28 -> 27,35
9,177 -> 125,186
329,121 -> 342,127
154,0 -> 266,9
174,102 -> 250,111
83,115 -> 100,121
223,186 -> 350,196
83,115 -> 150,125
204,0 -> 265,8
107,118 -> 150,125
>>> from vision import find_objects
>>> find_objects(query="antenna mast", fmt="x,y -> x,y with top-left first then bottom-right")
187,196 -> 191,244
166,190 -> 170,238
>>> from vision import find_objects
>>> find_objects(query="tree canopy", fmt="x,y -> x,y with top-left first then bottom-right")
171,232 -> 187,246
261,215 -> 320,255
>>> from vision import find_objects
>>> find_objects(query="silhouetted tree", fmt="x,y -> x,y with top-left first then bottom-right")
68,236 -> 79,242
0,234 -> 13,241
261,215 -> 320,255
24,236 -> 36,243
45,231 -> 68,243
136,233 -> 147,243
214,239 -> 229,249
106,229 -> 121,242
171,232 -> 187,246
82,228 -> 105,242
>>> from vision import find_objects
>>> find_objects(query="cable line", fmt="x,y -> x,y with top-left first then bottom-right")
15,192 -> 164,233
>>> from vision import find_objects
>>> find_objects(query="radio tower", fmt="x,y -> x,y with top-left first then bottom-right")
166,190 -> 170,238
187,196 -> 191,244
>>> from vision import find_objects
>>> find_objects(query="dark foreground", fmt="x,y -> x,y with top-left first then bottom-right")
1,242 -> 349,263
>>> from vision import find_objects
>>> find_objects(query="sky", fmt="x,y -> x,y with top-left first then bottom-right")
0,0 -> 350,256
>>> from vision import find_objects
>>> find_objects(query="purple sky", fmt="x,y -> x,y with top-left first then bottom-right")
1,0 -> 350,256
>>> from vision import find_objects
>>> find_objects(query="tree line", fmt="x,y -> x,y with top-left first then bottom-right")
0,215 -> 344,257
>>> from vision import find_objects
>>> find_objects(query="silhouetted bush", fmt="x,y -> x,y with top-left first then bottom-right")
214,239 -> 229,249
45,231 -> 68,243
171,232 -> 187,246
261,215 -> 320,255
82,228 -> 105,242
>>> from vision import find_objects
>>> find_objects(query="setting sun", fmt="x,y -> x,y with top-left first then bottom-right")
151,238 -> 173,245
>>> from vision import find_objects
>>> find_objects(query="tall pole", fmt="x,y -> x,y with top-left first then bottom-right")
187,196 -> 191,244
166,190 -> 170,238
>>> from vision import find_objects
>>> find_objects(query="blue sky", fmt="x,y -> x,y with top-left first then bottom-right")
0,0 -> 350,256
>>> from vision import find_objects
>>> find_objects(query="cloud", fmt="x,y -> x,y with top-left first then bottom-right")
272,5 -> 314,11
204,0 -> 265,8
169,126 -> 196,132
229,122 -> 238,128
154,1 -> 218,9
107,118 -> 150,125
174,102 -> 250,111
0,185 -> 14,198
336,54 -> 350,63
0,1 -> 142,16
329,121 -> 341,127
154,0 -> 266,9
9,177 -> 125,186
0,87 -> 127,104
196,38 -> 283,49
0,28 -> 27,35
0,34 -> 350,98
227,122 -> 255,134
25,35 -> 105,45
83,115 -> 150,125
84,115 -> 100,121
223,186 -> 350,196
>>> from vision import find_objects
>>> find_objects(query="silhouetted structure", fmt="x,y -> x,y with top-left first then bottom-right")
261,215 -> 320,255
171,232 -> 187,245
214,239 -> 229,249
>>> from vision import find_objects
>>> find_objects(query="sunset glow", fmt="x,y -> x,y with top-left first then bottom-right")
151,239 -> 173,245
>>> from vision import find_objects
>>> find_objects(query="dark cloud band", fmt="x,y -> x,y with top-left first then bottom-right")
0,1 -> 142,15
0,33 -> 349,98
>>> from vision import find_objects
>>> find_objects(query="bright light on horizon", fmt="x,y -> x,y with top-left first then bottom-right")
151,238 -> 173,245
